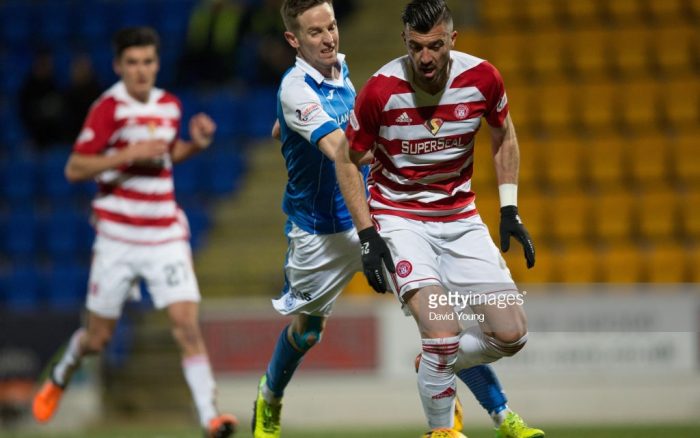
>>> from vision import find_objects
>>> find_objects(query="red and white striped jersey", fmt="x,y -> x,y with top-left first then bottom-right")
74,81 -> 189,244
346,51 -> 509,221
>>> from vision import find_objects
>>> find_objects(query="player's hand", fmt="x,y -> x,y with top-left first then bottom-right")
499,205 -> 535,269
127,139 -> 168,162
358,227 -> 396,293
189,113 -> 216,149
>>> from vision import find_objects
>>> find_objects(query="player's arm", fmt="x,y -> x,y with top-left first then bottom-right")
490,114 -> 535,268
318,130 -> 395,293
171,113 -> 216,163
318,130 -> 373,230
65,139 -> 168,182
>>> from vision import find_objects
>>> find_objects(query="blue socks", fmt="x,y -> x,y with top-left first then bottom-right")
265,325 -> 305,398
457,364 -> 508,415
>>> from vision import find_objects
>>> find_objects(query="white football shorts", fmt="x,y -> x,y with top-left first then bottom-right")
272,223 -> 362,316
86,235 -> 201,318
374,214 -> 517,301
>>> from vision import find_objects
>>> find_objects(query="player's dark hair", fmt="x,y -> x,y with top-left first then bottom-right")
112,26 -> 161,58
402,0 -> 453,33
281,0 -> 333,33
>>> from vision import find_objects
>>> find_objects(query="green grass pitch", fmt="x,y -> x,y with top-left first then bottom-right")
6,424 -> 700,438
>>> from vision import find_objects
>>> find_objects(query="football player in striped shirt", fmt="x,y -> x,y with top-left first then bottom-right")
336,1 -> 544,437
256,1 -> 543,438
31,27 -> 237,438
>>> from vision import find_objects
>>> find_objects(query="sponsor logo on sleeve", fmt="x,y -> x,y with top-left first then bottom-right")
295,103 -> 322,125
77,127 -> 95,144
349,110 -> 360,131
496,93 -> 508,112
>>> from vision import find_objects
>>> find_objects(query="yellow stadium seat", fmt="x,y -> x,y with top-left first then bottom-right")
557,243 -> 599,283
505,242 -> 554,285
477,0 -> 521,30
540,136 -> 585,188
671,133 -> 700,186
592,189 -> 636,243
344,272 -> 373,295
584,136 -> 628,189
517,192 -> 549,247
534,84 -> 576,134
610,29 -> 652,79
517,136 -> 541,190
645,0 -> 685,23
646,242 -> 688,283
688,245 -> 700,283
619,80 -> 663,131
549,190 -> 593,243
561,0 -> 601,25
528,30 -> 568,83
637,187 -> 679,241
575,82 -> 619,135
483,33 -> 525,84
523,0 -> 560,28
599,243 -> 645,283
602,0 -> 644,24
680,188 -> 700,240
628,133 -> 672,186
653,27 -> 694,78
662,79 -> 700,130
569,29 -> 610,81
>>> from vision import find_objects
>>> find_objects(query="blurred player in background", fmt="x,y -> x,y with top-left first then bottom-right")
256,1 -> 543,438
335,0 -> 544,437
31,26 -> 237,438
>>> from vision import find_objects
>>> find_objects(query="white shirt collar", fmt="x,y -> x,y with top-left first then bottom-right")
295,53 -> 345,85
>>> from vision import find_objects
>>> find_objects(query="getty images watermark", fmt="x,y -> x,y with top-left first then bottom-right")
428,290 -> 526,323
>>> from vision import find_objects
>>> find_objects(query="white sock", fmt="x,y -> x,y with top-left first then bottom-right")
53,328 -> 86,386
455,326 -> 502,370
182,354 -> 218,427
491,406 -> 511,427
418,336 -> 460,429
261,379 -> 281,405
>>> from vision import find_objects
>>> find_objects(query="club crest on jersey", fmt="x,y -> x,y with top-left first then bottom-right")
396,260 -> 413,278
423,118 -> 444,136
147,121 -> 157,135
454,104 -> 469,120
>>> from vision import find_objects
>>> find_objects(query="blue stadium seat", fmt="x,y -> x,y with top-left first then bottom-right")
153,0 -> 194,39
6,263 -> 41,312
45,208 -> 81,259
45,262 -> 86,312
181,202 -> 210,250
114,0 -> 154,29
36,1 -> 71,45
0,0 -> 31,47
205,93 -> 244,140
39,148 -> 75,201
5,208 -> 38,261
173,158 -> 199,196
2,159 -> 36,203
245,88 -> 278,138
205,149 -> 246,195
74,0 -> 109,42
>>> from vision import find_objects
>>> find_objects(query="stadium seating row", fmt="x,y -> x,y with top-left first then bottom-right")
476,0 -> 700,30
458,23 -> 698,85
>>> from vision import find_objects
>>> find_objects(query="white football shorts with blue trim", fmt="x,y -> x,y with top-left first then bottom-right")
272,223 -> 361,316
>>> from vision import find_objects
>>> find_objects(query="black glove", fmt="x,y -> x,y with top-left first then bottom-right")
358,227 -> 396,293
499,205 -> 535,269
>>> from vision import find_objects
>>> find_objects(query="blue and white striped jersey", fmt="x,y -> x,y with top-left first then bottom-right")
278,54 -> 365,235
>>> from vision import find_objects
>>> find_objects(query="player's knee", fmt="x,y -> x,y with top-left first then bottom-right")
291,316 -> 324,352
171,320 -> 202,349
485,332 -> 528,357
